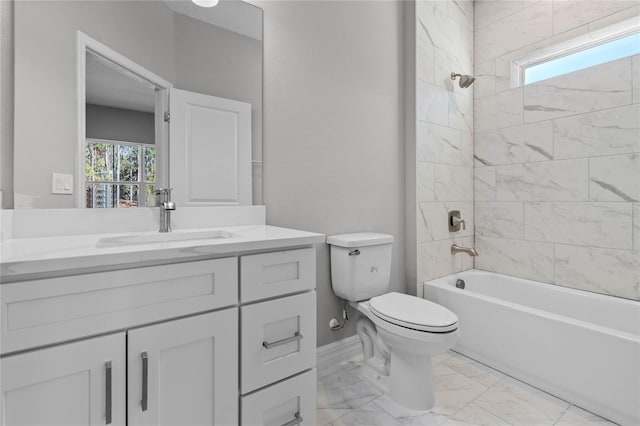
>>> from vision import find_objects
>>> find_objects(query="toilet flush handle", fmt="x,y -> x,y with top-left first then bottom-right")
349,249 -> 361,256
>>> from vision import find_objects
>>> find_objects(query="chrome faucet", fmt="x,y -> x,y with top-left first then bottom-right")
451,244 -> 478,257
155,188 -> 176,233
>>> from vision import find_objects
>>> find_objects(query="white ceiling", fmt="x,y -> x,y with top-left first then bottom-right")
164,0 -> 262,41
86,52 -> 157,113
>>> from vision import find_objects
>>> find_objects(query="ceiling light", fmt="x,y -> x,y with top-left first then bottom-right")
192,0 -> 219,7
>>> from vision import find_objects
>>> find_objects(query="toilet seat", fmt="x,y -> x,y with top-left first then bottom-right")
369,292 -> 458,333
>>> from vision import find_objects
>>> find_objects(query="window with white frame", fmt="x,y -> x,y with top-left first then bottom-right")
85,139 -> 156,208
513,20 -> 640,86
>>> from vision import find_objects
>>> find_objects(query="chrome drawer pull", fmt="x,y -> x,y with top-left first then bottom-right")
281,413 -> 303,426
105,361 -> 112,424
141,352 -> 148,412
262,332 -> 303,349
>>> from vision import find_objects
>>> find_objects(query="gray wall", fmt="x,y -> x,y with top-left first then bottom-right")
257,0 -> 406,347
86,104 -> 154,145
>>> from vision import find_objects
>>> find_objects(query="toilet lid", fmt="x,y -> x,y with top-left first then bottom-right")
369,292 -> 458,333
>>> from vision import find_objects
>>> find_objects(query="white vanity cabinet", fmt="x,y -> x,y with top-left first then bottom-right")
0,243 -> 318,426
239,249 -> 317,426
127,309 -> 238,426
1,310 -> 239,426
1,333 -> 127,426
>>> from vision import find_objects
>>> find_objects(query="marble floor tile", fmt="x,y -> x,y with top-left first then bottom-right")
326,399 -> 404,426
317,361 -> 383,410
373,395 -> 448,425
442,402 -> 511,426
554,405 -> 615,426
317,351 -> 617,426
431,364 -> 489,416
432,351 -> 453,366
473,376 -> 570,425
442,352 -> 504,387
317,407 -> 354,426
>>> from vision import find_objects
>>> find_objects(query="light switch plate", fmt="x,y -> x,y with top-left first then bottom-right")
52,173 -> 73,195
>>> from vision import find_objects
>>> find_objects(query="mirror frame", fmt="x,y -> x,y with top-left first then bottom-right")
76,31 -> 173,208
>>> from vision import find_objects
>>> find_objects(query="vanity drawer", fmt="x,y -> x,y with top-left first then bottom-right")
241,369 -> 316,426
1,258 -> 238,354
241,292 -> 316,393
240,248 -> 315,302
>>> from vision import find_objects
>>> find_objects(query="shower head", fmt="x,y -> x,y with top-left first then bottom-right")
451,72 -> 475,88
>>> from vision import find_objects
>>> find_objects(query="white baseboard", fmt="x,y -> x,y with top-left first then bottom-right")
317,335 -> 361,377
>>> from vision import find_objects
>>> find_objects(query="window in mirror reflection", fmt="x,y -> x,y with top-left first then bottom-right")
85,139 -> 156,208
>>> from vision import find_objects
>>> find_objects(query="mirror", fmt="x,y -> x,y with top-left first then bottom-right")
83,45 -> 169,209
8,0 -> 262,209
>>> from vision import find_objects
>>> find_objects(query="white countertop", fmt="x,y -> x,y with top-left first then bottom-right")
1,225 -> 325,283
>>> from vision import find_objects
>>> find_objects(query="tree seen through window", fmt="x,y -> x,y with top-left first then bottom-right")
85,139 -> 156,208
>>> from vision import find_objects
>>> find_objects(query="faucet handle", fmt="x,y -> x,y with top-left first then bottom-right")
448,210 -> 466,232
452,217 -> 466,230
155,188 -> 174,204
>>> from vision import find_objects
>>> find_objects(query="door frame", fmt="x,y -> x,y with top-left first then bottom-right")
75,31 -> 172,208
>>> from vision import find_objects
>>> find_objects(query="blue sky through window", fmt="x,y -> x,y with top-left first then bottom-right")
524,32 -> 640,84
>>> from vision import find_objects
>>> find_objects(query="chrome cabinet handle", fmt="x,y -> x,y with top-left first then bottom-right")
281,413 -> 303,426
105,361 -> 112,424
141,352 -> 148,412
262,332 -> 303,349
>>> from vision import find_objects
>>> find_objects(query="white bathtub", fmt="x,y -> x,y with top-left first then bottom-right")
424,270 -> 640,426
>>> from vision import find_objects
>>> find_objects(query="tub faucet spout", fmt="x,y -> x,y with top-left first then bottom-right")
451,244 -> 478,257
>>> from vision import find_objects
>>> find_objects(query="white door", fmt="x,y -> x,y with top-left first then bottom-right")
127,309 -> 238,426
0,333 -> 126,426
169,88 -> 252,206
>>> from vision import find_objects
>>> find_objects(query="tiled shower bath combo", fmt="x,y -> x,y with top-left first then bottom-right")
0,0 -> 638,425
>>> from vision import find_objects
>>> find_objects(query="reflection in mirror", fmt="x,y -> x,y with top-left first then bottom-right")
84,50 -> 162,209
8,0 -> 263,209
79,36 -> 172,209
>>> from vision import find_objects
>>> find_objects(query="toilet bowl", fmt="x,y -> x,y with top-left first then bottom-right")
354,293 -> 459,410
327,233 -> 459,410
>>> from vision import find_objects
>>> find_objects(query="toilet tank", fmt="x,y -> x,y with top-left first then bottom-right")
327,233 -> 394,302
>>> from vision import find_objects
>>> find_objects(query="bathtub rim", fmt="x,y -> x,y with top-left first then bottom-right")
424,269 -> 640,343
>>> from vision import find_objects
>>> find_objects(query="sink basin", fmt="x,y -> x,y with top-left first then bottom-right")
97,230 -> 240,248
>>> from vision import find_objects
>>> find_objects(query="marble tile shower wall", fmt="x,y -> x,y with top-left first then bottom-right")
415,0 -> 475,282
473,0 -> 640,300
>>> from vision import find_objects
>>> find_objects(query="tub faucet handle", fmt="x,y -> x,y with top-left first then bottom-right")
452,216 -> 466,230
449,210 -> 466,232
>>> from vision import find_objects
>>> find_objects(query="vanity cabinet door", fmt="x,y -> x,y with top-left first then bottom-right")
0,333 -> 126,426
127,309 -> 238,426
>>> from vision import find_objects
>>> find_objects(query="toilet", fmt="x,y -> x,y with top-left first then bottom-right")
327,232 -> 459,411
